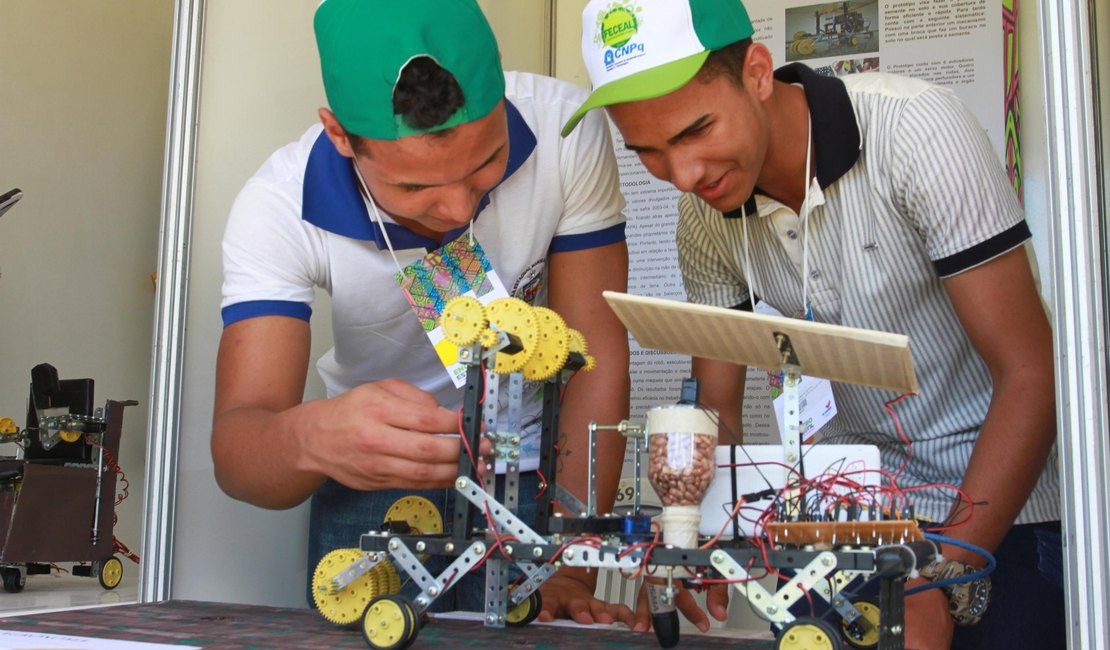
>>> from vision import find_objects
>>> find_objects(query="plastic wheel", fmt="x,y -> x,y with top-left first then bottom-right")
362,594 -> 418,650
98,557 -> 123,590
776,616 -> 843,650
2,568 -> 24,593
506,589 -> 542,627
840,596 -> 880,649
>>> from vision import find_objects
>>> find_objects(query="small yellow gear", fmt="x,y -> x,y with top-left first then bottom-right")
567,328 -> 596,372
313,548 -> 400,626
479,328 -> 500,349
59,429 -> 82,443
0,417 -> 17,435
522,307 -> 571,382
439,296 -> 488,346
485,297 -> 539,374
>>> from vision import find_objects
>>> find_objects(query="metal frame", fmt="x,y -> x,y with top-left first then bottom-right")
1040,0 -> 1110,646
140,0 -> 205,603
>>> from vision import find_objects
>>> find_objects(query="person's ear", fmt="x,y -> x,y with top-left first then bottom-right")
742,43 -> 775,102
319,108 -> 355,158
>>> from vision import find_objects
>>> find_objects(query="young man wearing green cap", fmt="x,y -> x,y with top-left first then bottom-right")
211,0 -> 635,625
566,1 -> 1063,648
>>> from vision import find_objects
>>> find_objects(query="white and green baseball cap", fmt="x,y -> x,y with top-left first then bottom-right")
562,0 -> 754,136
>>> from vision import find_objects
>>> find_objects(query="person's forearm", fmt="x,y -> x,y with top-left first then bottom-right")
939,366 -> 1057,564
211,399 -> 328,509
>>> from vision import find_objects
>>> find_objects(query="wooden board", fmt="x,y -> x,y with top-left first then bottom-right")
604,291 -> 919,394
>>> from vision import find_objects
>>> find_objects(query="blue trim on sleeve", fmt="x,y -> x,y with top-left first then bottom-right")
222,300 -> 312,328
300,100 -> 538,252
548,223 -> 626,254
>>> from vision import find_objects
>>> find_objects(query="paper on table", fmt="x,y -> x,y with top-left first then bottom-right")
0,629 -> 196,649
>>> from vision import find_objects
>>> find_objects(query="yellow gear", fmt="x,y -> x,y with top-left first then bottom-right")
59,429 -> 82,443
521,307 -> 571,382
567,328 -> 596,372
313,548 -> 401,626
0,418 -> 17,435
484,297 -> 539,374
439,296 -> 488,346
383,496 -> 443,535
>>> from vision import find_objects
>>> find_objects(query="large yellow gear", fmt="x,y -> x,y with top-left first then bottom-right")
485,297 -> 539,374
439,296 -> 488,347
383,496 -> 443,536
313,548 -> 401,626
521,307 -> 571,382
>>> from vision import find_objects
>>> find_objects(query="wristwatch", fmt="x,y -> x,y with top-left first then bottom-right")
917,558 -> 992,625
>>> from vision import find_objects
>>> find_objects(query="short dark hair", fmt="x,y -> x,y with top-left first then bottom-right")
698,38 -> 753,89
347,56 -> 466,154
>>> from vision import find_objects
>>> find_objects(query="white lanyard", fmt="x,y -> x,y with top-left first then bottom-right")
741,115 -> 817,318
351,160 -> 476,275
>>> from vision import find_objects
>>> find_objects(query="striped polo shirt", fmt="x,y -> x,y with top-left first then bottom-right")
676,64 -> 1059,524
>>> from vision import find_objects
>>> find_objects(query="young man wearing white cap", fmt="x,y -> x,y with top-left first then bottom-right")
565,1 -> 1063,648
211,0 -> 634,624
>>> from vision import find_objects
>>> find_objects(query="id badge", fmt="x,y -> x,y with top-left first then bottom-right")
755,302 -> 838,444
396,237 -> 508,387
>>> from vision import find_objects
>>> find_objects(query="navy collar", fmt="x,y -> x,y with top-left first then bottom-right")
723,63 -> 861,219
301,99 -> 537,249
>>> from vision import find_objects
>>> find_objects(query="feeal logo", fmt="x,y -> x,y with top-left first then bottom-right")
594,2 -> 645,71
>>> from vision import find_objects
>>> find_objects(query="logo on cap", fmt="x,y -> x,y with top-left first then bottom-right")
594,2 -> 645,71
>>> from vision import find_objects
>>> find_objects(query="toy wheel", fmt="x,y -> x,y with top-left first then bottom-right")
362,594 -> 418,650
840,596 -> 880,648
776,617 -> 843,650
98,557 -> 124,590
506,589 -> 542,627
2,568 -> 25,593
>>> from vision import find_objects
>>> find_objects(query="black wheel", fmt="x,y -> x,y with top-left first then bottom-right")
840,596 -> 881,649
362,594 -> 418,650
2,568 -> 25,593
98,557 -> 124,590
506,589 -> 542,627
776,616 -> 844,650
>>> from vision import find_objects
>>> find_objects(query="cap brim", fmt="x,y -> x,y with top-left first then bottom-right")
561,51 -> 710,137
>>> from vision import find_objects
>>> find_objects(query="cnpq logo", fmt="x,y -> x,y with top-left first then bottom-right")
594,3 -> 645,70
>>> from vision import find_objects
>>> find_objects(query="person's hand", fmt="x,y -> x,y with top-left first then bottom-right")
298,378 -> 490,491
903,577 -> 955,650
537,570 -> 637,628
633,578 -> 730,633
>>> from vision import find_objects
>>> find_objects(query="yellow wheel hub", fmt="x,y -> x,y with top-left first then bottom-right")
842,598 -> 880,648
98,557 -> 123,589
779,622 -> 837,650
362,595 -> 417,650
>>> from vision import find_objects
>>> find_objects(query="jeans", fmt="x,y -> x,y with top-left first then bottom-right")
780,521 -> 1066,650
307,472 -> 541,613
949,521 -> 1065,650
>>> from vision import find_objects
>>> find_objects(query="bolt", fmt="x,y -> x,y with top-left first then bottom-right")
891,625 -> 903,634
388,540 -> 399,550
766,604 -> 779,615
456,478 -> 468,490
565,550 -> 575,560
415,541 -> 426,552
532,547 -> 543,558
445,543 -> 455,553
486,614 -> 498,625
504,545 -> 514,555
821,556 -> 834,568
474,545 -> 485,555
428,586 -> 439,596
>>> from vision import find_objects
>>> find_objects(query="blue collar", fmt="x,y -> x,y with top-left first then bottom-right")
301,99 -> 537,250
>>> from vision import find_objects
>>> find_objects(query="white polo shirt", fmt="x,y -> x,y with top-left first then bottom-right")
221,72 -> 627,470
677,64 -> 1059,524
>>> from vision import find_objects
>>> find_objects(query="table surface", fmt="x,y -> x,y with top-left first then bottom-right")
0,600 -> 776,649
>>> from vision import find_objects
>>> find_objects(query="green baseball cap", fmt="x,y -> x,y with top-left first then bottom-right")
562,0 -> 754,137
315,0 -> 505,140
